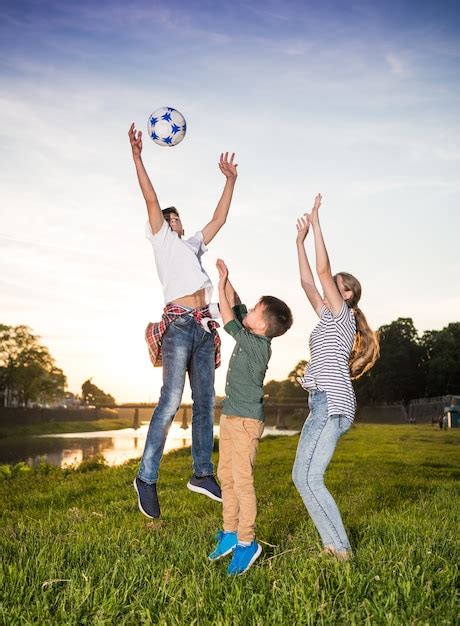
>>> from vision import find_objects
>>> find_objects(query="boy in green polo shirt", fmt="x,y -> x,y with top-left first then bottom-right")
209,259 -> 293,575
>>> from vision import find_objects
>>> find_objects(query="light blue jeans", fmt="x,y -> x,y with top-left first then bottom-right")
138,313 -> 216,484
292,389 -> 352,552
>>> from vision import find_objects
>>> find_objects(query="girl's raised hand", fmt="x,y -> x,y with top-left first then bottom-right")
296,214 -> 311,245
310,193 -> 322,224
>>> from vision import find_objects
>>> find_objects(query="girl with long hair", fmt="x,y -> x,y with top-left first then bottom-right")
292,193 -> 379,560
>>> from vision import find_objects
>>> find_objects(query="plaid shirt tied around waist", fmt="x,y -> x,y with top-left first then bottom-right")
145,304 -> 221,369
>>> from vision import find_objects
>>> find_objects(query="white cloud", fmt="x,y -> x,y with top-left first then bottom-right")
385,52 -> 412,77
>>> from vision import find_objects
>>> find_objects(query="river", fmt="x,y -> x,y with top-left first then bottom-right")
0,422 -> 299,468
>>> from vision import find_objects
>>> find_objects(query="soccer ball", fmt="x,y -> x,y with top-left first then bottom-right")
147,107 -> 187,147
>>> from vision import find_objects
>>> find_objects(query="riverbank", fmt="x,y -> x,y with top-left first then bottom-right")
1,425 -> 458,624
0,411 -> 302,440
0,416 -> 135,439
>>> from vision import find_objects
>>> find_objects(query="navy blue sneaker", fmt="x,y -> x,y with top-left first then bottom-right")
187,474 -> 222,502
208,531 -> 237,561
227,541 -> 262,575
133,477 -> 160,519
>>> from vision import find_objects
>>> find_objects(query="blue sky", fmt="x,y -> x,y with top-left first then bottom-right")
1,0 -> 459,402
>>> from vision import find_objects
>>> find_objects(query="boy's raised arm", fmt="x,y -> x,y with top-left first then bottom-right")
202,153 -> 238,245
128,123 -> 164,235
216,259 -> 236,326
223,267 -> 241,309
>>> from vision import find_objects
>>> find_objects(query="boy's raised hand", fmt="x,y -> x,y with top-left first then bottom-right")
216,258 -> 235,324
296,214 -> 311,245
216,258 -> 229,285
219,152 -> 238,179
128,123 -> 143,159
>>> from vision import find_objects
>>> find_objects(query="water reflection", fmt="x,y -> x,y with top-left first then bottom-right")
0,423 -> 298,469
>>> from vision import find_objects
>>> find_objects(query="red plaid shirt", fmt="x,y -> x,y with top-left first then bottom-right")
145,304 -> 221,369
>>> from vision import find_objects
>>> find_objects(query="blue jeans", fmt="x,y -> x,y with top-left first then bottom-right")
292,389 -> 352,552
138,314 -> 216,484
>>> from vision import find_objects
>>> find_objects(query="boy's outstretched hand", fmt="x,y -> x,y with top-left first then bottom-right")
216,258 -> 229,286
219,153 -> 238,179
128,123 -> 143,159
216,258 -> 236,324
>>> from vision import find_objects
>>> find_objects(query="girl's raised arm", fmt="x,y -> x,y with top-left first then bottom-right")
296,212 -> 323,316
310,194 -> 343,317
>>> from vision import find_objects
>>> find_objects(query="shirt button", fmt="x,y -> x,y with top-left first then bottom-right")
228,367 -> 231,371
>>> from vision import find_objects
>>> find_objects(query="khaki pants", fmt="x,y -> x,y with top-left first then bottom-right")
217,414 -> 264,543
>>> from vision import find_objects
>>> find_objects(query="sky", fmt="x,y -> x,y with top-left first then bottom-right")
1,0 -> 459,403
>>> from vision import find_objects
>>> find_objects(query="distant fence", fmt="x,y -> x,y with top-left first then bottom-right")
357,405 -> 407,424
1,395 -> 456,428
407,395 -> 454,423
357,395 -> 456,424
247,399 -> 452,426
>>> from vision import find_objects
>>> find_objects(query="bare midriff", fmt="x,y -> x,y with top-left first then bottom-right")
171,288 -> 207,310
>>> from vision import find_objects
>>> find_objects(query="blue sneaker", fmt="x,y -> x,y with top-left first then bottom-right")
187,474 -> 222,502
227,541 -> 262,575
208,531 -> 238,561
133,477 -> 160,519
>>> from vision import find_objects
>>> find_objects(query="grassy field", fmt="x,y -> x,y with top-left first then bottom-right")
0,425 -> 458,625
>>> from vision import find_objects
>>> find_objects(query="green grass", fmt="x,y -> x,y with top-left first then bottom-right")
1,425 -> 458,625
0,416 -> 136,439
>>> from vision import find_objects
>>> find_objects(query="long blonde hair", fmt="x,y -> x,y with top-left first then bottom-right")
336,272 -> 380,379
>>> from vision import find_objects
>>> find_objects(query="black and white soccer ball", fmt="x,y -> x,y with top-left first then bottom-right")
147,107 -> 187,147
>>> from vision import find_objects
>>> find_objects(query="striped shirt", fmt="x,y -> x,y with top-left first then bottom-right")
298,301 -> 357,421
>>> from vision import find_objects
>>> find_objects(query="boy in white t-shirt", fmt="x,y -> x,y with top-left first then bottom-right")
128,123 -> 238,519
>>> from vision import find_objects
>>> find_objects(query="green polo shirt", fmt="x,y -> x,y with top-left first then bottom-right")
221,304 -> 272,421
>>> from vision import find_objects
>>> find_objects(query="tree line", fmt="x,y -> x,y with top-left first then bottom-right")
0,325 -> 115,407
265,318 -> 460,405
1,318 -> 458,408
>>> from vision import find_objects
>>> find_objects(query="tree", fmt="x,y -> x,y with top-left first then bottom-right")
0,324 -> 66,406
354,318 -> 426,405
264,318 -> 459,409
421,323 -> 460,396
288,360 -> 309,383
264,360 -> 308,401
81,379 -> 115,407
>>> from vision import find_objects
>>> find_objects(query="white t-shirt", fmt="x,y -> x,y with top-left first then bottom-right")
145,220 -> 213,305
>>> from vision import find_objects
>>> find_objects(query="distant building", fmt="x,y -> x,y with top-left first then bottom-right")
444,396 -> 460,428
60,393 -> 83,409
